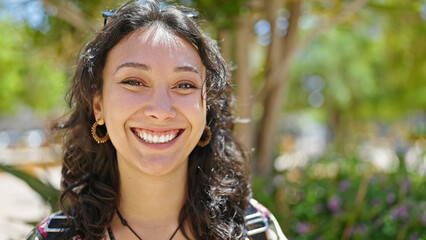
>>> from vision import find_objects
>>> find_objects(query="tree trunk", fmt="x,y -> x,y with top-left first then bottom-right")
40,0 -> 93,32
219,29 -> 232,65
254,0 -> 369,175
255,0 -> 301,175
234,16 -> 253,154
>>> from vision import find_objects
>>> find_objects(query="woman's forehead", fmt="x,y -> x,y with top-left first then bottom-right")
105,25 -> 206,77
115,24 -> 193,53
136,25 -> 183,49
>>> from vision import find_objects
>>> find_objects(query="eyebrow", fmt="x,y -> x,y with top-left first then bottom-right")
174,65 -> 200,75
114,62 -> 202,78
114,62 -> 151,74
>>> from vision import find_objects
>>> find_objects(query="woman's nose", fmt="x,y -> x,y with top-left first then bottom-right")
144,88 -> 176,121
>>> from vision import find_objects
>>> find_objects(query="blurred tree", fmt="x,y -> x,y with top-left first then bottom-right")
0,19 -> 67,114
286,0 -> 426,153
222,0 -> 371,175
222,0 -> 425,175
0,0 -> 123,114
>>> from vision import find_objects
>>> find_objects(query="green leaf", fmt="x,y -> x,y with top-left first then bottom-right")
0,164 -> 60,211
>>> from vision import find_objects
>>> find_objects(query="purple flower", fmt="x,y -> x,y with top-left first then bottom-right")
410,232 -> 419,240
401,179 -> 411,196
371,197 -> 382,207
295,222 -> 310,235
396,204 -> 414,222
399,206 -> 409,221
418,202 -> 426,226
420,201 -> 426,210
406,200 -> 415,210
345,224 -> 368,237
390,208 -> 399,220
368,175 -> 381,185
328,195 -> 342,212
344,227 -> 353,238
419,211 -> 426,227
338,179 -> 351,192
353,223 -> 367,235
386,192 -> 396,205
315,203 -> 325,214
373,218 -> 383,229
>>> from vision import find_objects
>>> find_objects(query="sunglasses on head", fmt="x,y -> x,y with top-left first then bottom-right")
101,1 -> 199,26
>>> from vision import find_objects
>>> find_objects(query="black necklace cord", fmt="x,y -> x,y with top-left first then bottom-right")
116,209 -> 184,240
116,209 -> 142,240
168,220 -> 182,240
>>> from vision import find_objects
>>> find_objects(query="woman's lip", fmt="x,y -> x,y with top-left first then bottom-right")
130,127 -> 182,133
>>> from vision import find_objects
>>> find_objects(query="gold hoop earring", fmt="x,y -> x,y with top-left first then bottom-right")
91,121 -> 109,144
197,126 -> 211,147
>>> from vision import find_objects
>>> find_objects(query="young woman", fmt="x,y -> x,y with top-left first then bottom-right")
26,0 -> 286,239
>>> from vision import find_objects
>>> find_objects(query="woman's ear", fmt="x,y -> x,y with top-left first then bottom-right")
93,92 -> 104,124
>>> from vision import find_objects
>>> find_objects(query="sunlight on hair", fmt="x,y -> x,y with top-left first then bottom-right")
135,23 -> 185,50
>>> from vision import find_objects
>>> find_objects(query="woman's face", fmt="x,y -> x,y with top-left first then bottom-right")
93,27 -> 207,176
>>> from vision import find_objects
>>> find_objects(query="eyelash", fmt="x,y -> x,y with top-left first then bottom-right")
121,79 -> 146,86
121,79 -> 198,90
176,82 -> 197,89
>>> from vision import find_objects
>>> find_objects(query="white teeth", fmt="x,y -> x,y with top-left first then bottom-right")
135,130 -> 179,144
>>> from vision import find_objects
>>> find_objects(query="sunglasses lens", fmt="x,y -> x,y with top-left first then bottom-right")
101,5 -> 198,26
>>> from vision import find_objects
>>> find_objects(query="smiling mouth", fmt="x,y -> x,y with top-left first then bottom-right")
132,128 -> 182,144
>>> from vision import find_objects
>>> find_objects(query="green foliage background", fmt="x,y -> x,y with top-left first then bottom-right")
0,20 -> 67,113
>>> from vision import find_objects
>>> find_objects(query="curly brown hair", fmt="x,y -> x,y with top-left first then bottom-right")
58,0 -> 251,239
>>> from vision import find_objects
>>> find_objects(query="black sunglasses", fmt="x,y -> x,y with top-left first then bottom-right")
101,10 -> 115,26
101,2 -> 199,26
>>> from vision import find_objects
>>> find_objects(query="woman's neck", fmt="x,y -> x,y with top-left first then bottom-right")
117,161 -> 188,226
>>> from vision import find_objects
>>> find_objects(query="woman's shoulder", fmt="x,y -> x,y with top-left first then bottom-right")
245,199 -> 288,240
25,211 -> 81,240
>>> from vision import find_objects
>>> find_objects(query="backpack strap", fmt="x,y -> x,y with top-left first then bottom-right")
27,212 -> 76,240
44,213 -> 72,233
245,199 -> 269,240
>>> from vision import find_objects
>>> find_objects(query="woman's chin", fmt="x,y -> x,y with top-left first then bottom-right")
127,155 -> 189,177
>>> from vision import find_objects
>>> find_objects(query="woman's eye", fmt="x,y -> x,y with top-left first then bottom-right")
176,82 -> 197,89
121,79 -> 145,86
